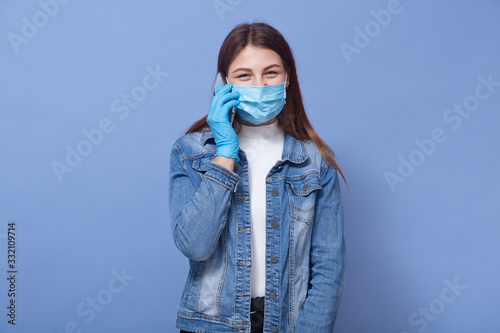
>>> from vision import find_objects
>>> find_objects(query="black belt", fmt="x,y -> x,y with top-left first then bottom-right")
180,297 -> 266,333
250,296 -> 265,333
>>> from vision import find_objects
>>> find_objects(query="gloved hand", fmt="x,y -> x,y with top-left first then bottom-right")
207,83 -> 241,164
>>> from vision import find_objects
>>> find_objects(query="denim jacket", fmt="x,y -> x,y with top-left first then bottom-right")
169,126 -> 346,333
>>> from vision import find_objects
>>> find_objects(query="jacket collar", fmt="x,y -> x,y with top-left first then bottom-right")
200,126 -> 308,164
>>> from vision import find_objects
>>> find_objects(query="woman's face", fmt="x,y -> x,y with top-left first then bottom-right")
226,45 -> 289,88
226,45 -> 289,126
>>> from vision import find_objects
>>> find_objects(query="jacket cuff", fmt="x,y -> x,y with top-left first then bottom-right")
204,161 -> 241,192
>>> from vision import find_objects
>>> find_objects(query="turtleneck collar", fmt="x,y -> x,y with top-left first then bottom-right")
235,119 -> 284,139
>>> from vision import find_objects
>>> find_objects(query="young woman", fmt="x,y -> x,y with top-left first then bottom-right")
169,22 -> 346,333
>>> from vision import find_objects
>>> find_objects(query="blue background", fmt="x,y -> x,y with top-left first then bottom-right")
1,0 -> 499,332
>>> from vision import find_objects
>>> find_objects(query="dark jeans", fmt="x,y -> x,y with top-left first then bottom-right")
180,296 -> 265,333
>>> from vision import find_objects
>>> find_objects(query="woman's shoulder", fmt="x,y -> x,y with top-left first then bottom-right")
295,136 -> 338,174
295,137 -> 323,162
171,128 -> 216,157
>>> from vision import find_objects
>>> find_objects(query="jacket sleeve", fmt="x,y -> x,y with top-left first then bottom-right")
294,163 -> 346,332
169,142 -> 241,261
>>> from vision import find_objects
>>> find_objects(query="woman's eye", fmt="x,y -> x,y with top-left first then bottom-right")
266,71 -> 278,76
237,74 -> 250,78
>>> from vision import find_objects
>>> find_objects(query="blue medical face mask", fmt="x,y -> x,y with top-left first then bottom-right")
227,74 -> 287,125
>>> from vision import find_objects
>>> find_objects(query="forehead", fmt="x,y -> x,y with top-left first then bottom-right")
228,45 -> 283,70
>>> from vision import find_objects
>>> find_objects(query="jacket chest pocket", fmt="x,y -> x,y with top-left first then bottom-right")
286,173 -> 322,224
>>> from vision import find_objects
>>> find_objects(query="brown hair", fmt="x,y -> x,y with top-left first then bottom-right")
185,22 -> 346,185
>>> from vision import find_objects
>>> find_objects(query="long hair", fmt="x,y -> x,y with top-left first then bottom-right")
185,22 -> 346,184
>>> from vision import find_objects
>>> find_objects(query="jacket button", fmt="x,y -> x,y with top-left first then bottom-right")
269,292 -> 277,299
270,326 -> 278,332
270,256 -> 278,263
271,222 -> 279,229
302,183 -> 309,191
271,189 -> 279,196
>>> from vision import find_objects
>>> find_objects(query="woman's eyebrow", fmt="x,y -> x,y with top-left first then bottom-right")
232,64 -> 282,74
263,64 -> 282,71
232,67 -> 252,73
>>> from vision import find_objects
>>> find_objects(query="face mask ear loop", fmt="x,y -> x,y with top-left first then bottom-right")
284,72 -> 287,99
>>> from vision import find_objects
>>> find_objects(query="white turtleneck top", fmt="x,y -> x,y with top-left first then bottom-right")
236,119 -> 285,298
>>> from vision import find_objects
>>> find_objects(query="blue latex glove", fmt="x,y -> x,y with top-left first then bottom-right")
207,83 -> 241,164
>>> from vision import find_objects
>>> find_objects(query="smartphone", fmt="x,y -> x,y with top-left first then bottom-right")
213,72 -> 236,125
